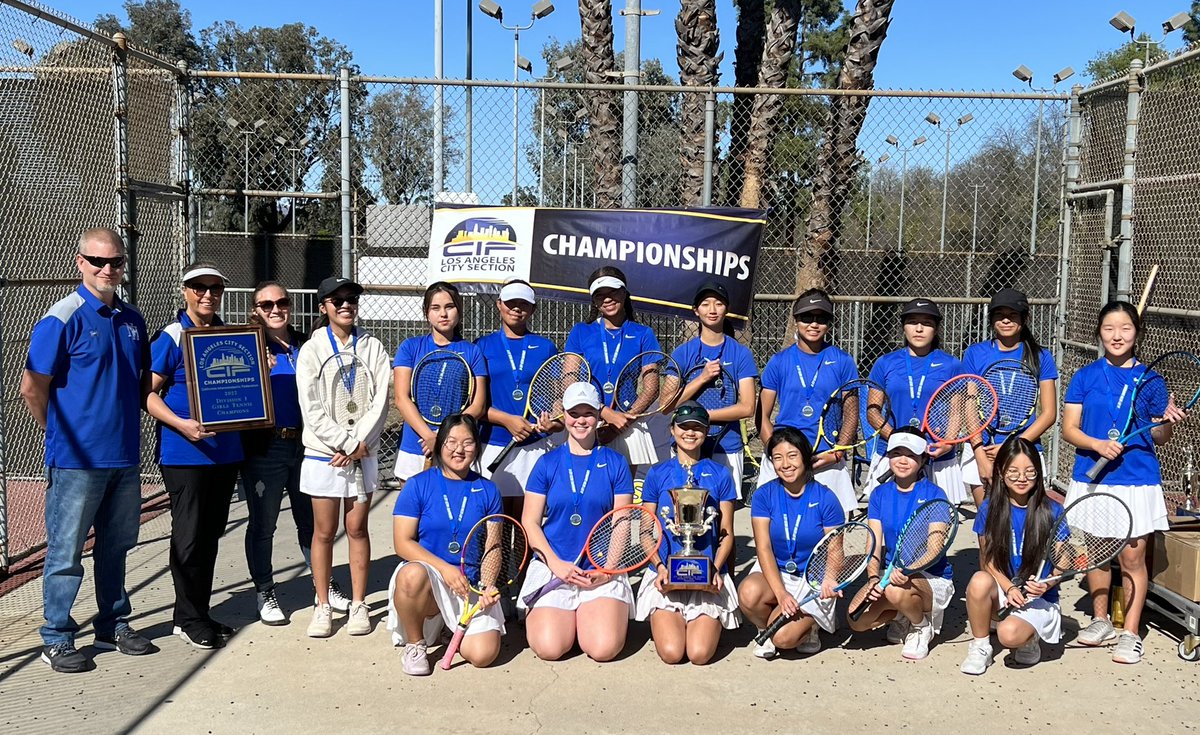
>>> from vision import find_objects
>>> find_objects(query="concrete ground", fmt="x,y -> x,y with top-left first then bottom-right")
2,493 -> 1198,735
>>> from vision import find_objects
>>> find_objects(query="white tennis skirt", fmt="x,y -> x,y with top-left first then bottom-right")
928,448 -> 968,505
479,436 -> 552,498
1065,480 -> 1168,538
385,561 -> 505,647
960,447 -> 1047,487
299,455 -> 378,499
633,568 -> 741,629
747,560 -> 839,633
392,449 -> 428,483
754,459 -> 856,516
515,558 -> 635,615
711,450 -> 745,500
995,583 -> 1062,644
920,571 -> 956,634
607,415 -> 662,466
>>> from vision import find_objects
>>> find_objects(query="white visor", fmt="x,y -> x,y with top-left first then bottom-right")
499,282 -> 536,304
562,381 -> 602,410
182,266 -> 228,284
588,275 -> 626,295
886,432 -> 928,455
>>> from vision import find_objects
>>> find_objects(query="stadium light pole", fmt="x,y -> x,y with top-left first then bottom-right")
1013,64 -> 1074,255
925,111 -> 973,255
886,134 -> 926,253
535,56 -> 574,205
967,182 -> 983,296
867,152 -> 889,250
481,1 -> 555,205
275,134 -> 311,235
1110,10 -> 1191,64
228,117 -> 266,233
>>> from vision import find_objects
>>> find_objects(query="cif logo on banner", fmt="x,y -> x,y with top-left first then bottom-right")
200,340 -> 255,381
438,217 -> 519,274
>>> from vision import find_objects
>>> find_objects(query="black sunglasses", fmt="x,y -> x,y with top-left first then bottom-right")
80,253 -> 126,269
327,295 -> 360,307
795,312 -> 832,325
255,297 -> 292,311
186,281 -> 225,296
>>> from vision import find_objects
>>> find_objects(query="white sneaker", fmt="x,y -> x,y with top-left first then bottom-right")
402,641 -> 432,676
1077,617 -> 1118,646
256,589 -> 287,626
1014,636 -> 1042,665
317,580 -> 352,614
346,602 -> 371,636
901,617 -> 934,660
886,617 -> 910,645
752,631 -> 777,660
1111,632 -> 1143,664
307,603 -> 333,638
796,626 -> 821,654
960,638 -> 994,675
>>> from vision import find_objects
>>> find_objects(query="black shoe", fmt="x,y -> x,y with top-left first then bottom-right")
208,620 -> 236,641
41,642 -> 92,673
94,623 -> 156,656
173,625 -> 221,649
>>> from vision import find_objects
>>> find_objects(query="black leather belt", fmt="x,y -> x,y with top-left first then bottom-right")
274,427 -> 300,439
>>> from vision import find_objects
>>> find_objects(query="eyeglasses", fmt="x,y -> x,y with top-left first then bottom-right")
255,297 -> 292,311
443,439 -> 477,453
1003,469 -> 1039,482
186,281 -> 225,296
80,253 -> 126,269
326,295 -> 359,307
795,313 -> 832,325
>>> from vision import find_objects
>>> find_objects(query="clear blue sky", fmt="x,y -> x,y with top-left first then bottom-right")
51,0 -> 1196,88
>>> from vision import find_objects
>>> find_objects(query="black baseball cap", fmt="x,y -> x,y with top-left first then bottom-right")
671,401 -> 711,427
793,293 -> 834,317
692,280 -> 730,307
317,276 -> 364,302
900,297 -> 942,320
988,288 -> 1030,316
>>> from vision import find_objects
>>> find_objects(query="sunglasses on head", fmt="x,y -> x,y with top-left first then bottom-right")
186,281 -> 225,296
255,297 -> 291,311
326,294 -> 359,307
80,253 -> 126,269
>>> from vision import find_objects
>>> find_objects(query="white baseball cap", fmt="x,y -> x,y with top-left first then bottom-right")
499,282 -> 536,304
588,275 -> 626,294
886,432 -> 928,455
563,381 -> 602,410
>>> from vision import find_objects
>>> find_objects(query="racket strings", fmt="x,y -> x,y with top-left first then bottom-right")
984,363 -> 1039,431
805,524 -> 873,588
1045,495 -> 1132,575
926,376 -> 995,442
319,356 -> 373,423
528,354 -> 589,419
462,519 -> 528,591
614,354 -> 680,416
413,354 -> 471,422
894,502 -> 956,570
586,508 -> 662,571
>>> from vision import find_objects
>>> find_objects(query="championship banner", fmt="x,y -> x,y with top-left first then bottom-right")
427,205 -> 766,322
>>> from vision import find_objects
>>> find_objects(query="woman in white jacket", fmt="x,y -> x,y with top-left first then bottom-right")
296,277 -> 392,638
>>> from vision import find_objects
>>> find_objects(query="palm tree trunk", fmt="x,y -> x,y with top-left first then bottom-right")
579,0 -> 622,208
724,0 -> 764,207
738,0 -> 802,209
799,0 -> 895,291
676,0 -> 722,206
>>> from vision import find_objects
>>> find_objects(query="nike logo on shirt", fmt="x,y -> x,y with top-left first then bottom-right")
596,463 -> 607,468
624,335 -> 637,339
470,486 -> 483,493
701,473 -> 712,478
808,502 -> 820,508
931,362 -> 943,367
722,361 -> 732,365
824,360 -> 836,366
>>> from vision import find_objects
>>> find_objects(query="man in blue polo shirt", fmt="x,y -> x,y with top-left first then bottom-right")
20,227 -> 154,673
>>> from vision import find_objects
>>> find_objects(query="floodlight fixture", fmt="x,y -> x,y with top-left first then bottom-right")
885,134 -> 899,146
877,153 -> 890,164
554,56 -> 574,71
517,55 -> 533,73
298,135 -> 312,147
479,0 -> 503,21
253,119 -> 267,130
1110,11 -> 1136,35
226,117 -> 240,129
12,38 -> 33,57
957,113 -> 974,125
532,0 -> 555,19
1053,66 -> 1075,84
925,112 -> 941,126
914,136 -> 927,146
274,135 -> 288,146
1012,65 -> 1034,84
1163,11 -> 1191,33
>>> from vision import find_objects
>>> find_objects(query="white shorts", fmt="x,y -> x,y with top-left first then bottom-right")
747,560 -> 839,633
862,452 -> 889,499
920,571 -> 955,634
479,436 -> 552,498
633,569 -> 741,629
385,561 -> 505,646
1065,480 -> 1168,538
927,448 -> 969,505
711,450 -> 745,500
995,584 -> 1062,644
755,458 -> 856,516
393,449 -> 427,483
961,446 -> 1048,487
607,415 -> 662,466
299,455 -> 378,499
515,558 -> 635,615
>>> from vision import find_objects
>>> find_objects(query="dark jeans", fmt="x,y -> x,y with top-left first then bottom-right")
240,436 -> 312,592
162,464 -> 239,633
40,466 -> 142,645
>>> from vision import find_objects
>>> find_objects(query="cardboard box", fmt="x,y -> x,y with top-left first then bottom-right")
1152,531 -> 1200,601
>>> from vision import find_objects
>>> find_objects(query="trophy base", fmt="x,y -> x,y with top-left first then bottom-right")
663,554 -> 714,593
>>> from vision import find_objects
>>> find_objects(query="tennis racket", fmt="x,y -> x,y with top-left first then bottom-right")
814,379 -> 891,459
754,521 -> 875,645
848,498 -> 959,621
996,492 -> 1132,620
486,352 -> 590,473
521,504 -> 663,606
681,362 -> 739,439
439,514 -> 528,669
879,374 -> 998,483
315,351 -> 377,504
411,349 -> 474,426
1085,350 -> 1200,481
611,351 -> 683,419
981,359 -> 1040,442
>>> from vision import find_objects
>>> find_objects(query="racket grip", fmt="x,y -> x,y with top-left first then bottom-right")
1085,456 -> 1111,482
877,468 -> 894,484
487,438 -> 518,473
848,598 -> 872,622
521,577 -> 565,607
756,612 -> 793,645
354,463 -> 368,504
439,627 -> 467,670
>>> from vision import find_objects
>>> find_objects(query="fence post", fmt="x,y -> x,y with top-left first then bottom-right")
112,32 -> 138,303
0,276 -> 7,572
701,89 -> 715,206
340,67 -> 353,279
175,61 -> 197,265
1050,84 -> 1083,483
1115,59 -> 1143,303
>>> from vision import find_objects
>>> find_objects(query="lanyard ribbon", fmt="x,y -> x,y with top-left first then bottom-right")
326,326 -> 358,394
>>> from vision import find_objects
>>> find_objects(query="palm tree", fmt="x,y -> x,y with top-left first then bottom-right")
799,0 -> 895,290
676,0 -> 721,206
724,0 -> 765,207
578,0 -> 622,207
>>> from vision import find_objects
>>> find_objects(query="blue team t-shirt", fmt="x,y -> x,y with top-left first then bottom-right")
564,320 -> 660,406
150,311 -> 244,466
393,468 -> 503,566
393,334 -> 489,455
867,348 -> 964,457
961,340 -> 1058,447
267,338 -> 303,429
669,336 -> 759,454
641,457 -> 737,559
1065,358 -> 1162,485
474,330 -> 559,447
525,444 -> 634,562
761,344 -> 857,451
867,478 -> 954,580
750,479 -> 844,574
973,497 -> 1065,604
25,286 -> 149,469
